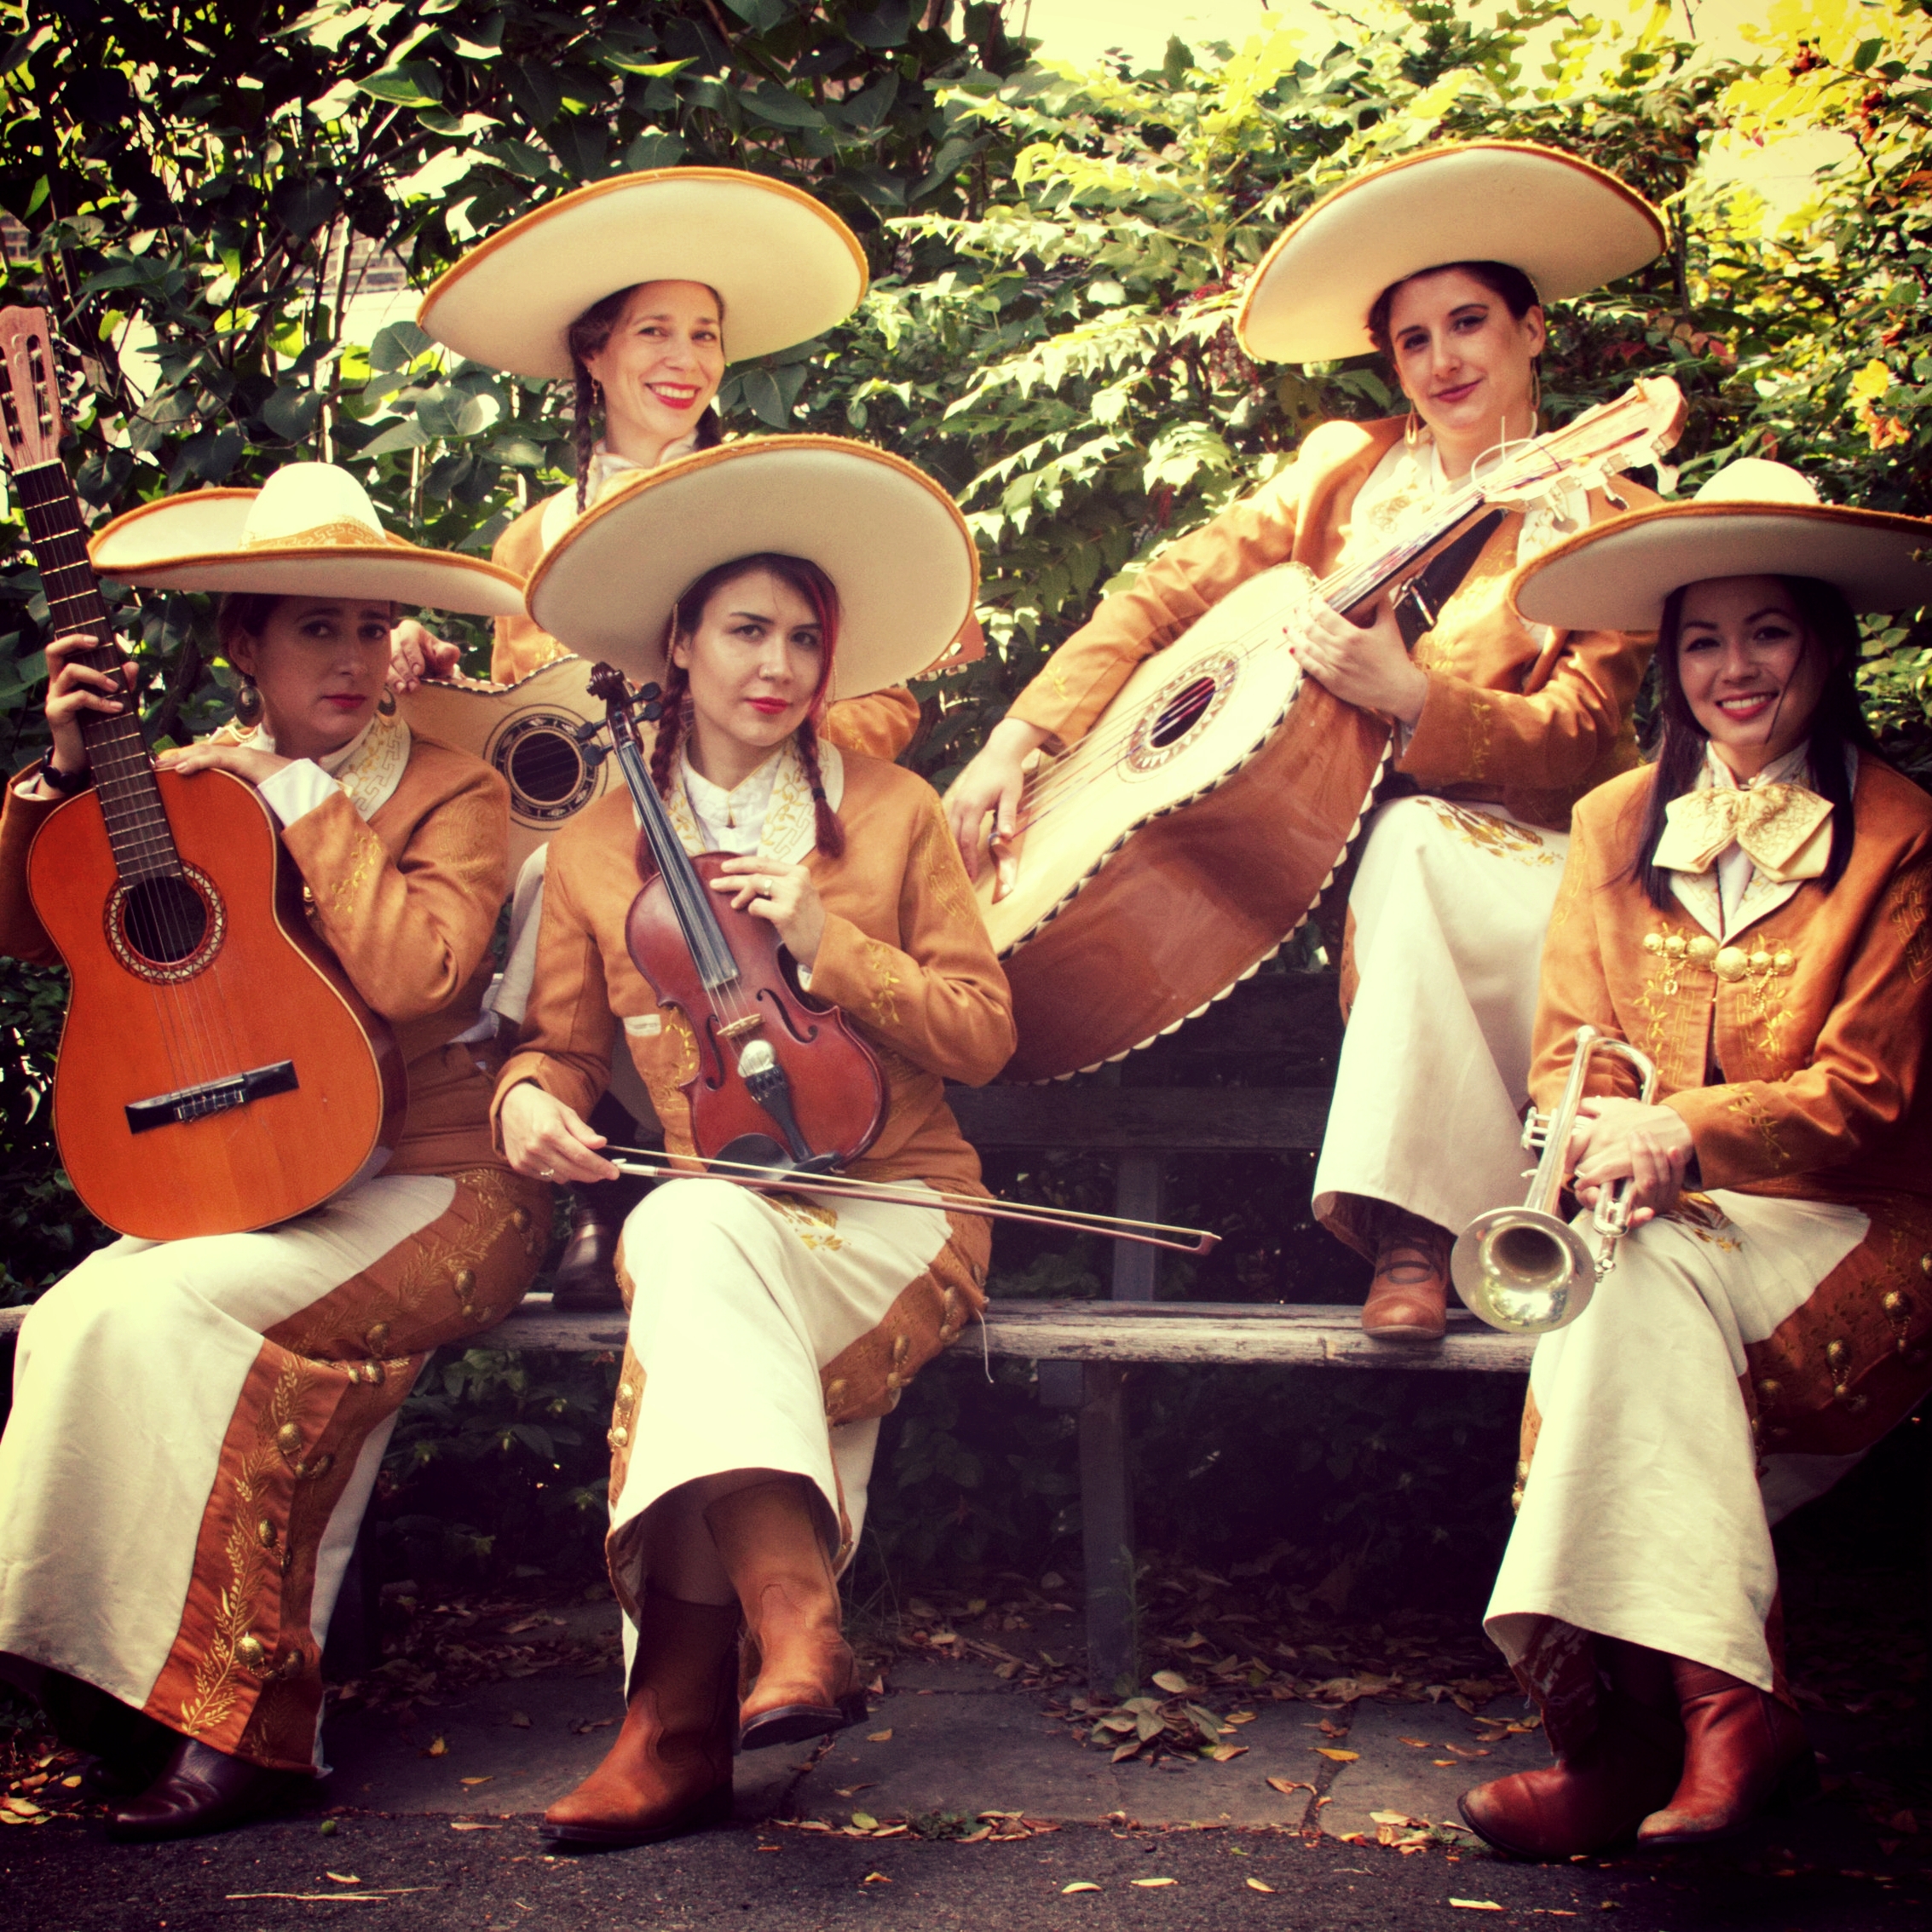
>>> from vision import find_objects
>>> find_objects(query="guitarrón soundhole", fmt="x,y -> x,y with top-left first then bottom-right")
104,863 -> 225,983
1150,676 -> 1217,748
494,712 -> 598,822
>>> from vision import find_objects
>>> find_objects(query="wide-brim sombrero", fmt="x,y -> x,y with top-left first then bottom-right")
525,436 -> 977,699
1237,141 -> 1665,365
1512,458 -> 1932,630
418,168 -> 868,380
90,464 -> 524,615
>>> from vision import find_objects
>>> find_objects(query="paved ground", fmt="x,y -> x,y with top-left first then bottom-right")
9,1631 -> 1926,1929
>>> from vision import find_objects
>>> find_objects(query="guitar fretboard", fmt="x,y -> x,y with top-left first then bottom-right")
14,461 -> 180,885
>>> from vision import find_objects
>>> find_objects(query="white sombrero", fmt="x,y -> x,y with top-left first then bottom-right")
89,463 -> 525,614
1512,458 -> 1932,631
418,168 -> 868,380
1237,141 -> 1665,365
526,436 -> 977,700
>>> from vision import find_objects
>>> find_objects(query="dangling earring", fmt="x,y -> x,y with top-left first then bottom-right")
378,684 -> 398,717
1404,407 -> 1422,449
234,676 -> 263,730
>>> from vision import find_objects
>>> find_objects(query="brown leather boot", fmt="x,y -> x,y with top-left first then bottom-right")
542,1593 -> 740,1848
1458,1641 -> 1684,1860
107,1737 -> 299,1843
1361,1212 -> 1451,1341
705,1476 -> 867,1751
550,1182 -> 633,1312
1636,1658 -> 1816,1846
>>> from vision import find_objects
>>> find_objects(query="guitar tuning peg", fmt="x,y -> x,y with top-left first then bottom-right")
642,701 -> 662,724
638,683 -> 661,703
579,741 -> 607,770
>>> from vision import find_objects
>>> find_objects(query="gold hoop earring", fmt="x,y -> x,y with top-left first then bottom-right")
234,676 -> 264,730
378,685 -> 398,718
1404,407 -> 1422,449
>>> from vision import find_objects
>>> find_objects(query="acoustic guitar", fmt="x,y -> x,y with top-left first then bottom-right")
981,377 -> 1687,1082
0,307 -> 402,1240
400,655 -> 609,874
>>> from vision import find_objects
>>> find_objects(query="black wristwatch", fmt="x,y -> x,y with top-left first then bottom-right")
35,752 -> 91,796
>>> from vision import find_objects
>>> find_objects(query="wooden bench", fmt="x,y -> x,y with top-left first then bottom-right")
0,972 -> 1534,1693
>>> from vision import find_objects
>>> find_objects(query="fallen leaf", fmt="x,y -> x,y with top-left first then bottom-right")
1226,1711 -> 1257,1725
424,1737 -> 448,1758
1110,1741 -> 1142,1763
325,1872 -> 361,1885
1130,1876 -> 1177,1888
1246,1877 -> 1276,1893
59,1776 -> 82,1790
862,1872 -> 891,1885
867,1729 -> 893,1743
1151,1670 -> 1192,1694
508,1712 -> 532,1729
459,1776 -> 493,1787
1061,1881 -> 1101,1894
1400,1737 -> 1429,1748
450,1820 -> 501,1831
1433,1760 -> 1460,1767
1266,1776 -> 1313,1796
1450,1903 -> 1503,1913
833,1785 -> 879,1798
1313,1748 -> 1358,1762
1205,1744 -> 1248,1763
2,1798 -> 43,1818
1370,1810 -> 1422,1827
851,1812 -> 879,1830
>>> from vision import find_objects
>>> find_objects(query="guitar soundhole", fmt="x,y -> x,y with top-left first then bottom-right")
105,865 -> 225,983
495,712 -> 599,823
1149,677 -> 1217,748
1125,654 -> 1239,776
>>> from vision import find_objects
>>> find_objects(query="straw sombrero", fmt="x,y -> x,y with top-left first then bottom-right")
418,168 -> 868,380
1512,458 -> 1932,631
525,437 -> 977,700
1237,141 -> 1665,365
89,463 -> 525,614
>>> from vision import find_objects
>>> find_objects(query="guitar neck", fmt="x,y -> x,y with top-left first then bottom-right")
13,460 -> 179,883
1319,482 -> 1489,618
609,730 -> 740,990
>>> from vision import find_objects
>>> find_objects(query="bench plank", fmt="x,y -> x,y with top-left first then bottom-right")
944,1086 -> 1330,1152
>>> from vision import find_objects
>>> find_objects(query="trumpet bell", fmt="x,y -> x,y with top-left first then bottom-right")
1450,1205 -> 1598,1335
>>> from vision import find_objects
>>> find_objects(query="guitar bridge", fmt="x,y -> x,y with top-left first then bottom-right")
124,1060 -> 299,1134
718,1014 -> 763,1041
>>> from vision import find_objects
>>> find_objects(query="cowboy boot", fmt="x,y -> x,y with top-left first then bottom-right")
704,1476 -> 867,1751
551,1177 -> 645,1312
37,1670 -> 176,1796
1459,1641 -> 1685,1860
1361,1210 -> 1451,1341
107,1738 -> 300,1843
542,1592 -> 741,1848
1636,1658 -> 1816,1846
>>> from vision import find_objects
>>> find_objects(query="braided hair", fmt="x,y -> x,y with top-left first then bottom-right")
658,552 -> 845,857
566,283 -> 727,513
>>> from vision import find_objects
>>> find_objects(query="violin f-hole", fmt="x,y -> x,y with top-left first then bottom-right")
760,983 -> 822,1046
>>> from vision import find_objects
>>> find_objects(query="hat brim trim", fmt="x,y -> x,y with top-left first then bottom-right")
418,167 -> 868,379
1235,140 -> 1664,365
525,435 -> 978,700
1510,500 -> 1932,631
90,544 -> 527,617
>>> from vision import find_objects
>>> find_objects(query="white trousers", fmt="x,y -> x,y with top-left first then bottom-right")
1313,795 -> 1567,1241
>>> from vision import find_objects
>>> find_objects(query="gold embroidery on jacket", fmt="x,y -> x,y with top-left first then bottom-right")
1727,1087 -> 1788,1169
862,937 -> 903,1029
1889,871 -> 1930,985
1462,691 -> 1494,782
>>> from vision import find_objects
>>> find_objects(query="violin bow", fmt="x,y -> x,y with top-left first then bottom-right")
602,1146 -> 1219,1256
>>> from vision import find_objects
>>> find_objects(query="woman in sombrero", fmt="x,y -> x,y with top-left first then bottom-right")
491,437 -> 1012,1847
1454,462 -> 1932,1858
0,464 -> 551,1839
405,168 -> 934,1307
945,141 -> 1669,1341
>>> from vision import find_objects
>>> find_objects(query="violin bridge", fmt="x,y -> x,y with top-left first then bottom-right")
718,1014 -> 763,1041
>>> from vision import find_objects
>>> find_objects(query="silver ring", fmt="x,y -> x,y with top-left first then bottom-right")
757,877 -> 773,897
539,1167 -> 557,1179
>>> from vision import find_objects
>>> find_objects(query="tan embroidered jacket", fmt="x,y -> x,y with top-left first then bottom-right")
1006,417 -> 1658,831
494,752 -> 1016,1193
486,495 -> 923,760
1531,753 -> 1932,1204
0,736 -> 513,1178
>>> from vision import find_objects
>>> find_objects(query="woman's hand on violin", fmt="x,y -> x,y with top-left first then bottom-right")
1290,598 -> 1429,725
389,618 -> 463,694
943,716 -> 1051,893
42,632 -> 136,781
156,740 -> 291,788
712,856 -> 826,968
1566,1095 -> 1695,1227
499,1080 -> 620,1185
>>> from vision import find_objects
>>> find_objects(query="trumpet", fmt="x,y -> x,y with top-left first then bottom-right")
1451,1025 -> 1660,1335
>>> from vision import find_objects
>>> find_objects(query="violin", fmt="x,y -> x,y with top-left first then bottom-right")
591,663 -> 887,1174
